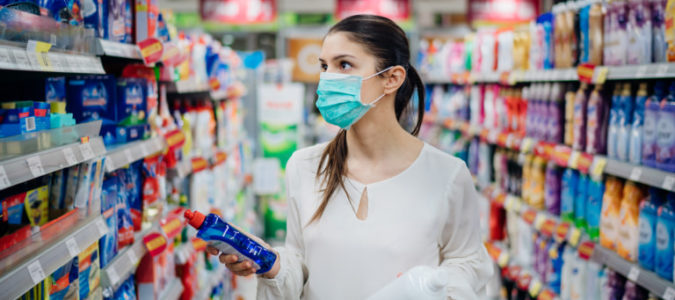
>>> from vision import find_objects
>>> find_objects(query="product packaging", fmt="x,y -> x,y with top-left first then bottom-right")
655,83 -> 675,171
116,77 -> 147,126
573,83 -> 589,151
589,0 -> 604,65
655,192 -> 675,280
115,168 -> 134,248
643,82 -> 666,166
100,177 -> 118,268
134,0 -> 158,42
545,161 -> 562,215
586,178 -> 605,241
66,75 -> 117,125
78,242 -> 100,299
47,258 -> 79,300
586,84 -> 608,154
575,174 -> 590,231
108,0 -> 132,43
24,185 -> 49,227
629,83 -> 649,164
45,77 -> 66,103
600,177 -> 624,250
616,181 -> 646,261
561,168 -> 579,223
638,188 -> 665,271
627,0 -> 653,64
653,0 -> 668,62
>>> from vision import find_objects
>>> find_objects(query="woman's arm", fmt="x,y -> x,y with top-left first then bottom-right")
257,155 -> 308,299
439,164 -> 494,300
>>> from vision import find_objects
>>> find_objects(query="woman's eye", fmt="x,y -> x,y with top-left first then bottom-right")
320,64 -> 327,71
340,61 -> 352,71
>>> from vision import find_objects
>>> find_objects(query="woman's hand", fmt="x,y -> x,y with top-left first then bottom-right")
206,246 -> 281,279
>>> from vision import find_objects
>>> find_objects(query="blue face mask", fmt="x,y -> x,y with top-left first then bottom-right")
315,66 -> 393,129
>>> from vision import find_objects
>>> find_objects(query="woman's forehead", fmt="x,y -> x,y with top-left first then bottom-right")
320,32 -> 370,61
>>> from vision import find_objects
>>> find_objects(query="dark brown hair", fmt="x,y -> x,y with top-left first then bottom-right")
310,14 -> 426,224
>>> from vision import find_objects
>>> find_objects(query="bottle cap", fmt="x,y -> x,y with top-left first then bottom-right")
184,209 -> 206,229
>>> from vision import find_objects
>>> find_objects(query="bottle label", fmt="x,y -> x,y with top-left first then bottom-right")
656,221 -> 670,250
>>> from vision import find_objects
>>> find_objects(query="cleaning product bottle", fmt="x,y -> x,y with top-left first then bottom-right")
655,82 -> 675,172
587,178 -> 606,242
586,84 -> 608,154
628,83 -> 649,164
573,83 -> 589,151
367,266 -> 448,300
575,174 -> 590,231
653,0 -> 668,62
561,168 -> 580,223
655,192 -> 675,281
616,181 -> 647,262
617,83 -> 635,161
565,84 -> 578,146
608,84 -> 623,159
638,188 -> 665,271
183,210 -> 277,274
643,81 -> 666,167
531,156 -> 547,210
545,161 -> 562,216
601,177 -> 625,250
589,0 -> 605,65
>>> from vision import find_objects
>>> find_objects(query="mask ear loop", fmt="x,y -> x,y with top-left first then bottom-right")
363,66 -> 395,106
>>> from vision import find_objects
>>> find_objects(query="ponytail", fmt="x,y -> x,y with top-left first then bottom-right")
309,14 -> 426,224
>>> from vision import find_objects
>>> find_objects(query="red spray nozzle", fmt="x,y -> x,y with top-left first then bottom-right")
184,209 -> 206,229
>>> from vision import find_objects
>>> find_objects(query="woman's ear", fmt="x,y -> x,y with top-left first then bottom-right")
383,65 -> 407,95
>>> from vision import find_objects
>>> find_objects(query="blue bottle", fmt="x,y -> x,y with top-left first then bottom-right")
607,85 -> 622,159
575,174 -> 589,231
586,178 -> 605,242
638,188 -> 665,271
184,210 -> 277,274
617,83 -> 634,161
629,83 -> 649,164
561,169 -> 579,224
643,82 -> 666,167
655,193 -> 675,281
655,83 -> 675,172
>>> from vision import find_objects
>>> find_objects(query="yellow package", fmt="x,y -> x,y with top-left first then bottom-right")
530,156 -> 546,210
25,185 -> 49,226
78,242 -> 100,299
616,182 -> 647,261
600,177 -> 624,250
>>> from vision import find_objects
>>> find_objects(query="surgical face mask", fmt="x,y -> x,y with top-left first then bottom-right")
315,66 -> 392,129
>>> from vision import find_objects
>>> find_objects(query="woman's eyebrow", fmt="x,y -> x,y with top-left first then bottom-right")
318,54 -> 356,63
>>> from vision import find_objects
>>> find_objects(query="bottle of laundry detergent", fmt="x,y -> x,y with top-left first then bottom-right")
608,84 -> 622,159
655,83 -> 675,172
617,83 -> 634,161
184,210 -> 277,274
642,81 -> 666,167
628,83 -> 649,164
638,188 -> 665,271
575,174 -> 590,231
586,178 -> 605,242
367,266 -> 448,300
586,84 -> 608,154
656,193 -> 675,281
573,83 -> 589,151
600,177 -> 625,250
561,168 -> 580,224
616,182 -> 646,262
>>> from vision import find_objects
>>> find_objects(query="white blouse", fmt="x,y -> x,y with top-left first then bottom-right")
257,142 -> 493,300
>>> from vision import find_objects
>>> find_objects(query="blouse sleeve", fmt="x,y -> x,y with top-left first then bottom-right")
439,163 -> 494,300
257,154 -> 308,299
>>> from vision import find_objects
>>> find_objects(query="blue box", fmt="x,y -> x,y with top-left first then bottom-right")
99,177 -> 118,268
84,0 -> 109,39
116,78 -> 147,126
107,0 -> 132,43
67,75 -> 117,125
125,123 -> 149,142
101,124 -> 128,146
45,77 -> 66,103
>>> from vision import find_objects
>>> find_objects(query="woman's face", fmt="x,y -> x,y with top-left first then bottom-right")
319,32 -> 387,105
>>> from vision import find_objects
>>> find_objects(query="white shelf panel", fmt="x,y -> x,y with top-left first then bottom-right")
602,156 -> 675,193
0,44 -> 104,74
0,137 -> 106,190
104,136 -> 165,173
96,39 -> 142,60
0,215 -> 108,300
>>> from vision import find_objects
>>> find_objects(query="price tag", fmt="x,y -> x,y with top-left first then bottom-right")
26,156 -> 45,177
529,280 -> 542,297
0,166 -> 10,189
569,227 -> 582,247
521,138 -> 534,153
62,148 -> 77,166
128,248 -> 139,264
593,67 -> 609,84
107,268 -> 120,285
663,176 -> 675,191
141,144 -> 150,157
497,252 -> 509,267
627,266 -> 640,281
636,65 -> 648,78
629,167 -> 642,181
0,48 -> 14,69
664,287 -> 675,300
80,143 -> 95,160
27,260 -> 46,284
95,218 -> 108,236
568,151 -> 581,169
657,64 -> 670,77
124,149 -> 134,163
12,49 -> 31,70
591,157 -> 608,179
153,138 -> 164,151
65,238 -> 80,257
534,214 -> 546,230
66,56 -> 80,72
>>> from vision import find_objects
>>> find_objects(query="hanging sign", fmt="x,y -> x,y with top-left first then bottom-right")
200,0 -> 276,23
336,0 -> 410,21
138,38 -> 163,65
468,0 -> 538,25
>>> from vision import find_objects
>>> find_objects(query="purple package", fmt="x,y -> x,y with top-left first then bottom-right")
642,100 -> 660,166
586,85 -> 608,154
627,0 -> 653,65
606,270 -> 626,300
622,280 -> 648,300
655,100 -> 675,171
548,83 -> 564,143
652,0 -> 668,62
573,84 -> 589,151
545,161 -> 562,216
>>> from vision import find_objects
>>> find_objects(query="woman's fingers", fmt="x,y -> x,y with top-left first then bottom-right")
206,245 -> 219,256
219,254 -> 239,264
214,253 -> 257,276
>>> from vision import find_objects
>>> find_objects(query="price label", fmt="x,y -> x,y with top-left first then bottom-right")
521,138 -> 535,153
124,149 -> 134,163
153,138 -> 164,151
529,280 -> 542,297
0,48 -> 14,69
629,167 -> 642,181
27,260 -> 46,284
105,158 -> 116,173
96,218 -> 108,236
627,266 -> 640,281
663,176 -> 675,191
0,166 -> 10,189
62,148 -> 77,166
26,156 -> 45,177
636,65 -> 648,78
128,248 -> 139,264
591,157 -> 608,179
497,252 -> 509,267
107,268 -> 120,285
65,238 -> 80,257
12,49 -> 31,70
569,227 -> 582,247
664,287 -> 675,300
657,64 -> 670,77
534,214 -> 546,230
80,143 -> 95,160
568,151 -> 581,169
141,144 -> 150,157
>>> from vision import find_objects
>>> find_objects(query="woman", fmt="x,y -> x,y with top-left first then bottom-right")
208,14 -> 493,299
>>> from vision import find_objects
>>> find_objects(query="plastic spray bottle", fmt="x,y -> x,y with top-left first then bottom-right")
628,83 -> 649,164
367,266 -> 448,300
184,210 -> 277,274
638,188 -> 665,271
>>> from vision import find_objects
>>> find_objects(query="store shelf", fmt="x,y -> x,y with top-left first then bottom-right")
0,44 -> 105,74
160,278 -> 184,300
96,39 -> 142,61
101,214 -> 163,289
606,63 -> 675,80
104,136 -> 166,172
0,137 -> 106,190
590,245 -> 675,300
601,157 -> 675,193
0,215 -> 108,300
0,121 -> 102,160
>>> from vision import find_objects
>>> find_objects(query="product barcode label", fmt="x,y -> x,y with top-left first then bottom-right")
627,266 -> 640,281
107,268 -> 120,285
663,176 -> 675,191
65,238 -> 80,257
62,148 -> 77,166
629,168 -> 642,181
105,158 -> 116,172
0,166 -> 10,189
141,144 -> 150,157
25,117 -> 36,132
0,48 -> 13,68
124,149 -> 134,163
95,218 -> 108,236
80,143 -> 95,160
26,156 -> 45,177
27,260 -> 46,284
